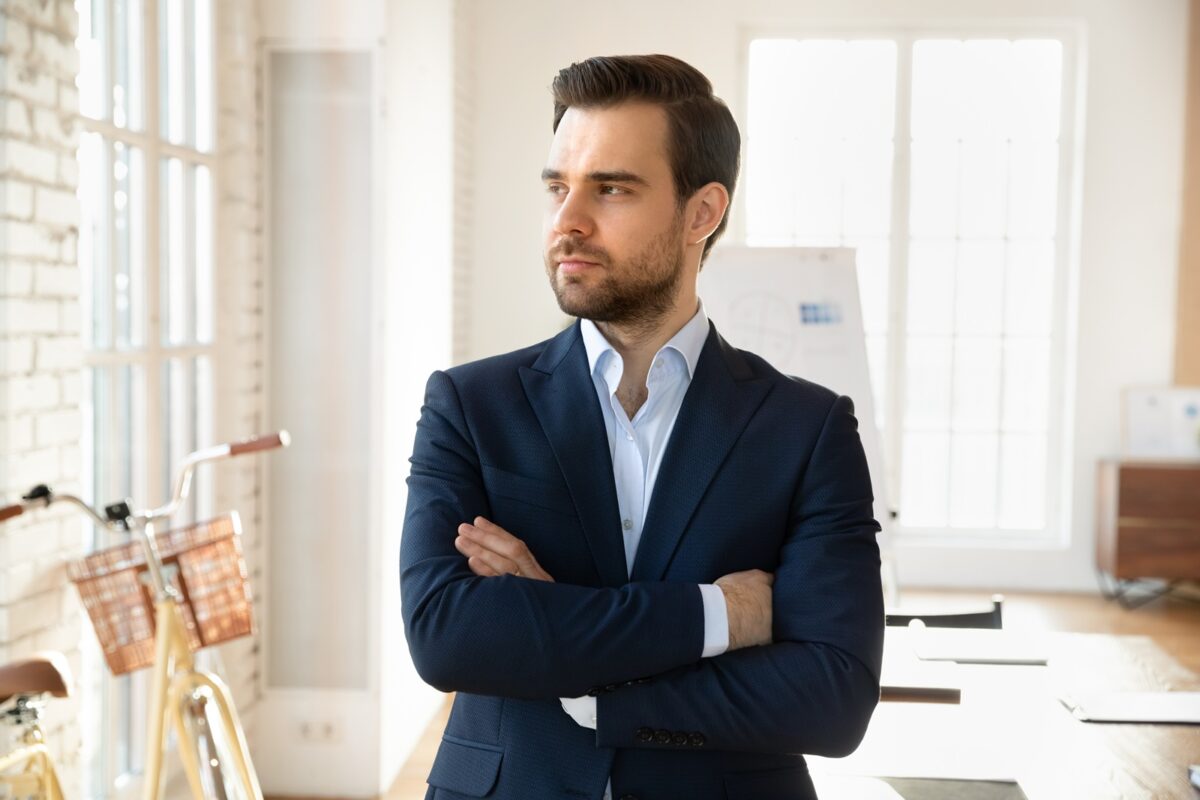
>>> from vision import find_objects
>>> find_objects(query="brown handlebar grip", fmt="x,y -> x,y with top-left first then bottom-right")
0,504 -> 24,522
228,430 -> 291,456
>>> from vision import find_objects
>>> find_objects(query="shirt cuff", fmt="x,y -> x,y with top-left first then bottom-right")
560,694 -> 597,730
698,583 -> 730,658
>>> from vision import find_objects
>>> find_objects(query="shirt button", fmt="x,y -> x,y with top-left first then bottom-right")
623,519 -> 632,530
625,431 -> 634,441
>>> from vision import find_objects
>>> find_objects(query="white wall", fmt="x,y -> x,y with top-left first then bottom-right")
254,0 -> 447,795
0,2 -> 86,793
463,0 -> 1189,592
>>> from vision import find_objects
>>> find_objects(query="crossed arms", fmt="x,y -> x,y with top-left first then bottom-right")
400,369 -> 884,756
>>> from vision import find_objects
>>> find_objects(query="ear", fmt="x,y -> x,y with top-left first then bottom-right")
686,182 -> 731,246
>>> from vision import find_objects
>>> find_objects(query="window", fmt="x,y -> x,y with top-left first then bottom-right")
746,33 -> 1071,540
76,0 -> 216,792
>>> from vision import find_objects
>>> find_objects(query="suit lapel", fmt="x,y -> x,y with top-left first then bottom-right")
519,323 -> 629,588
630,325 -> 773,582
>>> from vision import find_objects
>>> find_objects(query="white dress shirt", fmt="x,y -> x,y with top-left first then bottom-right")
559,302 -> 730,800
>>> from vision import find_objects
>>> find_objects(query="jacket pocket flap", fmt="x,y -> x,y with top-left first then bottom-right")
428,736 -> 503,797
482,464 -> 575,516
724,765 -> 815,800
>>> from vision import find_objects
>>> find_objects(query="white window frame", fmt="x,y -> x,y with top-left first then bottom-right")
733,23 -> 1083,548
78,0 -> 221,795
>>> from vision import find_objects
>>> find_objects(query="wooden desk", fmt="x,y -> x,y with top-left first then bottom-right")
813,629 -> 1200,799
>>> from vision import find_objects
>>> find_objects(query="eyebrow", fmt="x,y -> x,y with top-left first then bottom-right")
541,168 -> 650,187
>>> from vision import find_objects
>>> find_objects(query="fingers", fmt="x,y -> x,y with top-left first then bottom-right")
456,533 -> 520,576
456,517 -> 555,582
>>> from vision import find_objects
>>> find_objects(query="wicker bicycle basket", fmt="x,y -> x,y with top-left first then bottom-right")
67,512 -> 254,675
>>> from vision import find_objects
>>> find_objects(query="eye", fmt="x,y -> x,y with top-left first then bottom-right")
545,183 -> 567,196
598,185 -> 628,196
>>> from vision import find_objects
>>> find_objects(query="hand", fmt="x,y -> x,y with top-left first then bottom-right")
715,569 -> 774,650
455,516 -> 555,582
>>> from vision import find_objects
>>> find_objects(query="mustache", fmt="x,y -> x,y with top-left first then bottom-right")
549,238 -> 608,264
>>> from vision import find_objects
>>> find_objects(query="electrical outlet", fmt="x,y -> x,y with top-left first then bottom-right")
296,716 -> 344,744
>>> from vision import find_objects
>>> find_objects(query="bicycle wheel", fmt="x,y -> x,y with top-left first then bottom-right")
177,686 -> 248,800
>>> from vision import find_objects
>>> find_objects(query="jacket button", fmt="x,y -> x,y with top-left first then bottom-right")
671,731 -> 688,746
689,732 -> 706,747
635,727 -> 653,742
619,795 -> 639,800
587,687 -> 601,697
604,683 -> 618,693
653,729 -> 671,744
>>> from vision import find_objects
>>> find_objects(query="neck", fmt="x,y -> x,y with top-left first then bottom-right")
594,290 -> 699,370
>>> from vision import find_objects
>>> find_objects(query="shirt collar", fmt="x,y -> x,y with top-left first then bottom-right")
580,300 -> 710,381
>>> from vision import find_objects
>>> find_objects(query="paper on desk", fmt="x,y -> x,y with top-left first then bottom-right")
909,624 -> 1049,666
1059,691 -> 1200,724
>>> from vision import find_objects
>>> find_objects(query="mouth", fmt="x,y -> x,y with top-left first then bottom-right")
557,259 -> 602,275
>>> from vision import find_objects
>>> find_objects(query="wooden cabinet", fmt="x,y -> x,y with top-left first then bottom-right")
1096,460 -> 1200,579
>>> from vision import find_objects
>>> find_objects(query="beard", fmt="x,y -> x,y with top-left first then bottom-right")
544,219 -> 686,328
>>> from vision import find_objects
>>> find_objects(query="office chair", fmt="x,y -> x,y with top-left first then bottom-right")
885,594 -> 1004,629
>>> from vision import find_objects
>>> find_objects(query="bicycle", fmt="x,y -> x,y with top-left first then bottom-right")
0,431 -> 290,800
0,652 -> 71,800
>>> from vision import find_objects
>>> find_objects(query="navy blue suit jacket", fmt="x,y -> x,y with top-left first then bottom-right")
400,321 -> 884,800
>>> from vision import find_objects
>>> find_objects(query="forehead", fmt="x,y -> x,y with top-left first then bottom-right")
545,102 -> 672,177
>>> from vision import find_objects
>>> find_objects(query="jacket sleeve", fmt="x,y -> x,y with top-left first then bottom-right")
400,369 -> 706,699
594,394 -> 885,757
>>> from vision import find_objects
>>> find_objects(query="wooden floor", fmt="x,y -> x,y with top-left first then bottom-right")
376,586 -> 1200,800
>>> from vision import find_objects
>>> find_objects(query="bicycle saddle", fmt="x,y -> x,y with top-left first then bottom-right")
0,652 -> 71,703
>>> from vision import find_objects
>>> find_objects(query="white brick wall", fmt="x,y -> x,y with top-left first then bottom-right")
1,2 -> 90,797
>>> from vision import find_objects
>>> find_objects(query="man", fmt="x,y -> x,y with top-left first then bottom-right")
401,54 -> 883,800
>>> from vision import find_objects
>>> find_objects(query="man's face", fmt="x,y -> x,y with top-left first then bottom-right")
542,102 -> 689,325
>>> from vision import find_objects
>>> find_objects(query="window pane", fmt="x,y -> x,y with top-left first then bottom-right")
195,164 -> 213,342
162,356 -> 214,523
79,132 -> 111,348
948,432 -> 999,528
951,337 -> 1001,431
793,142 -> 842,238
1010,41 -> 1063,140
959,40 -> 1012,140
78,0 -> 108,120
195,0 -> 214,151
998,433 -> 1047,529
113,143 -> 146,348
909,141 -> 959,236
899,431 -> 949,527
161,158 -> 211,345
911,40 -> 963,141
1002,339 -> 1050,431
906,240 -> 955,335
160,0 -> 194,146
903,336 -> 953,428
843,143 -> 893,236
954,241 -> 1005,336
1005,240 -> 1055,336
113,0 -> 145,129
1008,141 -> 1058,237
958,141 -> 1007,237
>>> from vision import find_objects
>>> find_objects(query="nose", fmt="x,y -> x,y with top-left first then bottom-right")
549,188 -> 593,239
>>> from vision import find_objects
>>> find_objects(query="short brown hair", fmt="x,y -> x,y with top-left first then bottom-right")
551,54 -> 740,262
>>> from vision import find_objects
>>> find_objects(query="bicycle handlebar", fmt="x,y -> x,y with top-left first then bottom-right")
228,430 -> 291,457
0,430 -> 291,528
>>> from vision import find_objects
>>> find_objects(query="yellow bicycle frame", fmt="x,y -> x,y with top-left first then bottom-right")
141,595 -> 263,800
0,730 -> 65,800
